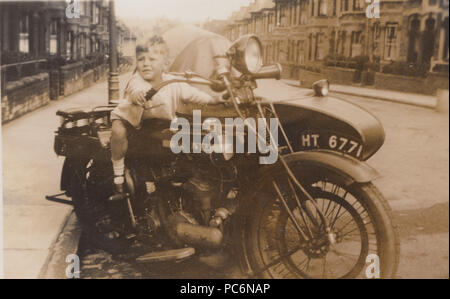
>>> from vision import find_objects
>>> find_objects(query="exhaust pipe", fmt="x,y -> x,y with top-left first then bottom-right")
174,222 -> 223,248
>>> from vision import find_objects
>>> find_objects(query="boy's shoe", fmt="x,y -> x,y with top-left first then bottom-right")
113,174 -> 125,195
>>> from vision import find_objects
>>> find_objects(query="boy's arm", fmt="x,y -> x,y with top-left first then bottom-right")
177,82 -> 221,104
124,76 -> 148,106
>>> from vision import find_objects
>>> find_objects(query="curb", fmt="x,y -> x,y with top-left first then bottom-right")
329,89 -> 436,109
281,80 -> 437,109
38,210 -> 81,279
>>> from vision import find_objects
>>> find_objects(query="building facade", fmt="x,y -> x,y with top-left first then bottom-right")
1,0 -> 134,123
221,0 -> 449,80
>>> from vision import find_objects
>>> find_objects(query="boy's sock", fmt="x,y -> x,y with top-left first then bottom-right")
112,158 -> 125,185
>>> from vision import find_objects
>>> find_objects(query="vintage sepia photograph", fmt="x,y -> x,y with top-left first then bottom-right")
0,0 -> 448,281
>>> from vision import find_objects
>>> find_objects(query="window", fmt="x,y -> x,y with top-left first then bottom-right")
330,31 -> 336,54
87,36 -> 92,55
300,1 -> 308,24
318,0 -> 327,16
19,13 -> 29,53
66,31 -> 73,59
308,34 -> 313,60
314,33 -> 325,60
92,3 -> 100,24
353,0 -> 362,10
372,22 -> 381,56
50,19 -> 58,55
333,0 -> 337,15
281,5 -> 288,26
311,0 -> 315,16
350,31 -> 362,57
80,33 -> 86,58
296,40 -> 304,63
443,18 -> 449,61
341,31 -> 347,55
287,40 -> 291,61
384,24 -> 398,60
79,1 -> 86,15
341,0 -> 349,11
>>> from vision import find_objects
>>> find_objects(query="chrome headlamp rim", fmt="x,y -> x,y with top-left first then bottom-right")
227,34 -> 263,75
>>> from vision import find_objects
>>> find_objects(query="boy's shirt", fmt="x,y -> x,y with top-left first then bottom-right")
112,72 -> 216,128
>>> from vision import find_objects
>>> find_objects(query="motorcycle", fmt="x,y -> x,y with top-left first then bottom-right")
50,28 -> 399,278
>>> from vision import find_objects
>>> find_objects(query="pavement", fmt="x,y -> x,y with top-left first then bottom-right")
281,79 -> 446,109
1,72 -> 132,278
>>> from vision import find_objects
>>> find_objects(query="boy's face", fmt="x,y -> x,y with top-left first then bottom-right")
136,45 -> 168,81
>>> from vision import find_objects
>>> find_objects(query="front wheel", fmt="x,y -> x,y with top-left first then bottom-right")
245,167 -> 399,278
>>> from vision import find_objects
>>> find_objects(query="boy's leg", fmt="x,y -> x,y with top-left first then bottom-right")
111,119 -> 129,193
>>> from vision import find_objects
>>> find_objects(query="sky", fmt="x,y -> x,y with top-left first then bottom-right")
115,0 -> 253,23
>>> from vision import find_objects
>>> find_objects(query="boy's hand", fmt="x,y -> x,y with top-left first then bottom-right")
213,94 -> 228,104
134,91 -> 147,106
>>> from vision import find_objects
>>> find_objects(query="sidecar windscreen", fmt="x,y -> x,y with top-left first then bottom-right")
163,25 -> 231,80
162,25 -> 238,117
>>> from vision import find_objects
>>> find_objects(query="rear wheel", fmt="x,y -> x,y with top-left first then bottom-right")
68,158 -> 130,253
245,166 -> 399,278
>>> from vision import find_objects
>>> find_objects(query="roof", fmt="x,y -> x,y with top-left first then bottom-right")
230,0 -> 275,22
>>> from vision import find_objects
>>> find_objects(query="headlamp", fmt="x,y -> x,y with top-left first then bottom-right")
227,35 -> 263,75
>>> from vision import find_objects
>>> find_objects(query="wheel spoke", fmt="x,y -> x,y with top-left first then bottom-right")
272,180 -> 310,240
287,178 -> 314,238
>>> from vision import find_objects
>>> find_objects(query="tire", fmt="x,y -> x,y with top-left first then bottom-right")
68,158 -> 130,253
68,158 -> 113,226
244,165 -> 400,279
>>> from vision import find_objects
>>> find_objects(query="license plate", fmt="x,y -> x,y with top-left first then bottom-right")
298,132 -> 363,158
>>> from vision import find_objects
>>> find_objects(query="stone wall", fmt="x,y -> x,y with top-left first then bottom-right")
374,72 -> 449,96
299,64 -> 448,95
1,72 -> 50,123
93,64 -> 109,82
322,67 -> 357,85
60,62 -> 84,97
298,68 -> 326,88
82,70 -> 95,89
1,62 -> 132,124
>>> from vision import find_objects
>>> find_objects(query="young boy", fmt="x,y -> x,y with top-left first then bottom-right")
110,36 -> 221,194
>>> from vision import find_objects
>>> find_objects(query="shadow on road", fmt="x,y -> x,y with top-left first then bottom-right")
393,202 -> 449,237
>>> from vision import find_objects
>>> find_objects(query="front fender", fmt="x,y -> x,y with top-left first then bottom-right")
245,150 -> 380,199
281,150 -> 380,185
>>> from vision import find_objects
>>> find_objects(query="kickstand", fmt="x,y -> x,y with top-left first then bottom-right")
45,192 -> 73,206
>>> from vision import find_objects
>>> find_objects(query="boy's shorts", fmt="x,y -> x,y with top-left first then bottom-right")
111,101 -> 144,129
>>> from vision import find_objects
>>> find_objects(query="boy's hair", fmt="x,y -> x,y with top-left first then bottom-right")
135,35 -> 169,58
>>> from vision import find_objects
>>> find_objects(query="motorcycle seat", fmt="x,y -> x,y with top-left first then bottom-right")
56,105 -> 114,120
